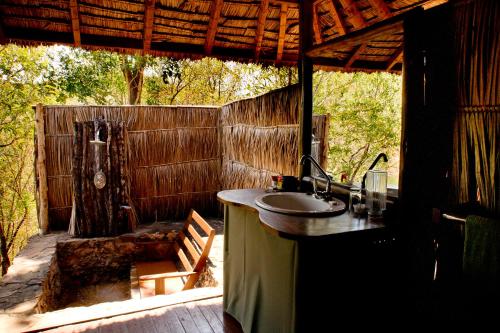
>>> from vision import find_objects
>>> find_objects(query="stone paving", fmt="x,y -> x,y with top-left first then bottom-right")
0,232 -> 69,315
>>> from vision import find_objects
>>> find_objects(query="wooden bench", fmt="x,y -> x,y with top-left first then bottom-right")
131,210 -> 216,298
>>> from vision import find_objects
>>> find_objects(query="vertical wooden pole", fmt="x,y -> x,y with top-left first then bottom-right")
35,104 -> 49,234
299,0 -> 314,178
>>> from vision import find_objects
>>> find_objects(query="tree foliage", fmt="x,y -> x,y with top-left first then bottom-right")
313,71 -> 402,185
0,45 -> 47,275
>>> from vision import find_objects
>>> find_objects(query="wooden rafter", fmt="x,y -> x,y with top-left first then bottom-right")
387,47 -> 403,70
69,0 -> 81,47
368,0 -> 392,19
312,2 -> 322,44
143,0 -> 156,54
204,0 -> 223,55
345,43 -> 366,68
325,0 -> 346,36
338,0 -> 364,29
276,3 -> 288,64
271,0 -> 298,5
255,0 -> 270,61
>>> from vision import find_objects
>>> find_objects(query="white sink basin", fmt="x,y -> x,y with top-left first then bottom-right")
255,192 -> 345,217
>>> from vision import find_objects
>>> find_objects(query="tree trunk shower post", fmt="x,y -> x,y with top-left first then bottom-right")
35,104 -> 49,235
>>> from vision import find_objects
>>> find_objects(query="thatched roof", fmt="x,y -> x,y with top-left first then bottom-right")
0,0 -> 446,72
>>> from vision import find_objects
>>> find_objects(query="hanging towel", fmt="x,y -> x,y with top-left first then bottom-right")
463,215 -> 500,293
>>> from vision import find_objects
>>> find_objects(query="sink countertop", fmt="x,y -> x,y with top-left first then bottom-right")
217,189 -> 387,240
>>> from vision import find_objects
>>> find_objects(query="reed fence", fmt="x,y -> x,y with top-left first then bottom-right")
35,86 -> 328,231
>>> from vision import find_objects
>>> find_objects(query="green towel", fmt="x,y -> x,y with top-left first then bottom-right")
463,215 -> 500,292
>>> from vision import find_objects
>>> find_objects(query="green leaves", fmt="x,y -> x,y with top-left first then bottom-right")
313,71 -> 402,186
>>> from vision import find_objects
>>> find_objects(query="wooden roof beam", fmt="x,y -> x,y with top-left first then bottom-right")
367,0 -> 392,19
305,7 -> 420,59
276,3 -> 288,64
338,0 -> 364,29
255,0 -> 270,61
204,0 -> 223,55
312,2 -> 322,44
345,43 -> 366,68
270,0 -> 298,5
143,0 -> 156,54
386,47 -> 403,70
69,0 -> 81,47
325,0 -> 346,36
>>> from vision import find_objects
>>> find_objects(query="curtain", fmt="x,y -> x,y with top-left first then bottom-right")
451,0 -> 500,215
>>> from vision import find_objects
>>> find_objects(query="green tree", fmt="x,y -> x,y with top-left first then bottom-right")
47,47 -> 126,105
0,45 -> 48,275
313,71 -> 402,185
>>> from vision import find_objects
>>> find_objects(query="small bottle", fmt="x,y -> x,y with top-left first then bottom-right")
277,175 -> 283,190
271,175 -> 278,190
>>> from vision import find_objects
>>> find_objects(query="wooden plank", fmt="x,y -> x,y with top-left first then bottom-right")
143,0 -> 156,53
178,231 -> 201,263
35,104 -> 49,235
25,289 -> 223,332
276,3 -> 288,64
386,46 -> 403,70
69,0 -> 81,47
368,0 -> 392,19
185,301 -> 215,333
254,0 -> 270,60
345,43 -> 366,68
204,0 -> 223,55
187,224 -> 206,249
197,299 -> 224,332
189,210 -> 213,236
312,3 -> 322,44
157,305 -> 186,333
174,243 -> 193,272
338,0 -> 364,29
172,304 -> 199,333
325,0 -> 346,36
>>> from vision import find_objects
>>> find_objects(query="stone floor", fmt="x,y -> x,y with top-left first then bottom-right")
0,217 -> 225,320
0,232 -> 69,315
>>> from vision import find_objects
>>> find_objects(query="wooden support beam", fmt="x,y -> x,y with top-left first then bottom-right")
143,0 -> 156,54
255,0 -> 270,61
35,104 -> 49,235
204,0 -> 223,55
271,0 -> 298,5
345,43 -> 366,68
338,0 -> 364,29
69,0 -> 81,47
368,0 -> 392,19
387,47 -> 403,70
312,3 -> 322,44
299,0 -> 314,178
276,4 -> 288,64
325,0 -> 346,36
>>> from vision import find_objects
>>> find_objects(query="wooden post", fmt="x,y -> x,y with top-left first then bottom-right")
299,0 -> 314,178
35,104 -> 49,234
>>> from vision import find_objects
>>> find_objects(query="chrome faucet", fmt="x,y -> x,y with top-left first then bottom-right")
300,154 -> 332,200
361,153 -> 388,190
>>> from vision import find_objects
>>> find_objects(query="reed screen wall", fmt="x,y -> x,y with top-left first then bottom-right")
37,86 -> 328,230
40,106 -> 220,229
220,84 -> 329,190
